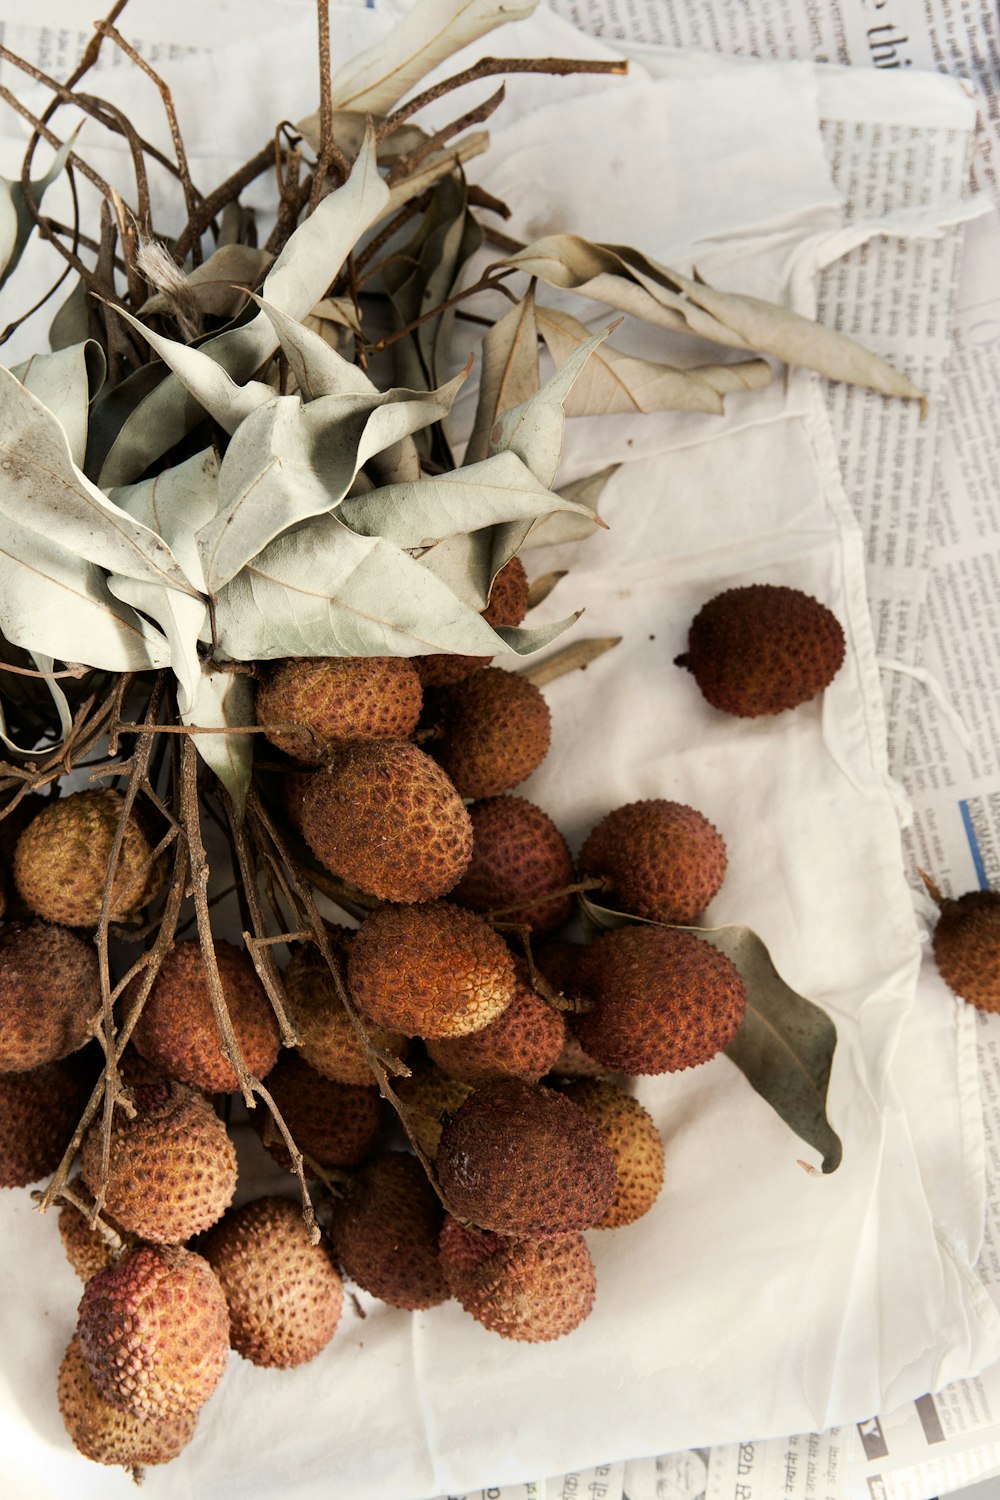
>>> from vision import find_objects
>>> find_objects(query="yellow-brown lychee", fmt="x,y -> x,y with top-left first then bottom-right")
282,944 -> 407,1085
58,1178 -> 136,1284
562,1079 -> 665,1228
256,656 -> 423,763
393,1067 -> 473,1157
58,1336 -> 198,1469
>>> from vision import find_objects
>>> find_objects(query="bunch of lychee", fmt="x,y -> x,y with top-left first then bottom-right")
0,568 -> 852,1475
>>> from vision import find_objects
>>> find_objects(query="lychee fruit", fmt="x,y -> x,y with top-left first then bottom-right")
79,1080 -> 238,1243
58,1178 -> 135,1283
256,656 -> 423,763
199,1196 -> 344,1368
675,583 -> 845,717
348,901 -> 517,1039
282,945 -> 407,1085
330,1151 -> 449,1310
426,962 -> 565,1084
439,1216 -> 596,1342
429,668 -> 551,798
300,740 -> 473,903
436,1078 -> 617,1237
451,795 -> 575,932
932,888 -> 1000,1011
562,1079 -> 665,1228
77,1244 -> 230,1420
0,920 -> 100,1071
574,926 -> 747,1074
13,788 -> 165,927
578,799 -> 727,924
0,1058 -> 87,1188
393,1067 -> 473,1157
256,1052 -> 382,1171
131,940 -> 281,1094
414,557 -> 529,687
58,1336 -> 198,1469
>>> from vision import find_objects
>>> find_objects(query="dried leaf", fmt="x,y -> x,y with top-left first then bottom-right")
48,278 -> 91,352
520,635 -> 620,685
296,108 -> 427,160
251,295 -> 376,401
465,289 -> 539,464
580,894 -> 842,1172
327,0 -> 539,116
181,667 -> 255,818
524,462 -> 618,548
503,235 -> 922,402
526,569 -> 566,607
0,135 -> 74,292
10,341 -> 106,469
0,650 -> 75,760
139,244 -> 273,321
383,133 -> 490,220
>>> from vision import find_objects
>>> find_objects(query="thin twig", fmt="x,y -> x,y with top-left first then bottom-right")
386,85 -> 506,187
364,268 -> 519,355
378,55 -> 627,135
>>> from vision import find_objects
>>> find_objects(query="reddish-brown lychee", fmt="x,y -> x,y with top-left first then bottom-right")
933,889 -> 1000,1012
0,1058 -> 87,1188
562,1079 -> 665,1227
256,656 -> 423,762
440,1216 -> 596,1341
451,795 -> 575,932
330,1152 -> 449,1310
578,799 -> 727,924
426,963 -> 565,1084
430,668 -> 551,798
0,921 -> 100,1072
256,1052 -> 382,1171
414,557 -> 530,687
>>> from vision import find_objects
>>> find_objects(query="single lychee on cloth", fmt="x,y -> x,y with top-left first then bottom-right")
578,799 -> 727,925
427,667 -> 552,799
675,582 -> 846,717
58,1336 -> 199,1470
450,794 -> 575,933
348,901 -> 517,1039
574,925 -> 747,1075
130,939 -> 281,1094
299,739 -> 473,902
439,1216 -> 596,1342
0,920 -> 100,1071
255,655 -> 423,762
76,1244 -> 230,1422
330,1151 -> 449,1310
13,788 -> 167,927
199,1197 -> 344,1368
932,888 -> 1000,1011
435,1077 -> 618,1238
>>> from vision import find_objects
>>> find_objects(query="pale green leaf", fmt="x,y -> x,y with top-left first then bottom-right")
465,289 -> 539,464
251,295 -> 377,401
49,278 -> 91,352
110,447 -> 221,593
107,575 -> 208,717
10,341 -> 106,468
182,667 -> 255,818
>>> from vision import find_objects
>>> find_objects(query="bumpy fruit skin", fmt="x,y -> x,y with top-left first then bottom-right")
440,1217 -> 596,1342
578,799 -> 727,925
0,1058 -> 87,1188
80,1081 -> 237,1243
132,940 -> 281,1094
563,1080 -> 665,1228
451,795 -> 574,933
300,741 -> 473,903
256,656 -> 423,763
58,1336 -> 198,1469
676,583 -> 846,716
13,789 -> 165,927
933,890 -> 1000,1011
282,945 -> 407,1085
256,1052 -> 382,1170
430,669 -> 551,799
0,921 -> 100,1071
414,558 -> 530,688
200,1197 -> 344,1368
426,962 -> 565,1084
77,1244 -> 230,1421
58,1178 -> 134,1283
348,902 -> 517,1039
436,1078 -> 617,1238
575,926 -> 747,1074
393,1068 -> 473,1157
331,1152 -> 449,1310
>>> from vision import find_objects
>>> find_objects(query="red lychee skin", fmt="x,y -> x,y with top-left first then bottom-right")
426,962 -> 565,1085
414,558 -> 530,687
439,1215 -> 596,1342
330,1152 -> 449,1311
429,668 -> 552,799
435,1078 -> 617,1238
933,890 -> 1000,1011
256,656 -> 423,763
0,1058 -> 88,1188
77,1245 -> 230,1421
451,795 -> 575,933
578,799 -> 727,925
574,926 -> 747,1075
256,1052 -> 382,1171
131,939 -> 281,1094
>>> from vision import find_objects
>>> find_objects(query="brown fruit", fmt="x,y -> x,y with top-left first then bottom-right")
436,1078 -> 617,1238
0,1058 -> 87,1188
77,1244 -> 230,1420
331,1152 -> 448,1310
80,1080 -> 238,1243
200,1197 -> 343,1368
575,926 -> 747,1074
256,1052 -> 382,1171
430,668 -> 551,798
676,583 -> 846,717
14,789 -> 165,927
300,740 -> 472,903
282,944 -> 407,1085
348,901 -> 517,1039
426,962 -> 565,1084
440,1216 -> 596,1342
451,795 -> 574,933
131,940 -> 281,1094
0,920 -> 100,1072
58,1336 -> 198,1469
393,1067 -> 473,1158
256,656 -> 423,762
58,1178 -> 135,1283
933,889 -> 1000,1011
562,1079 -> 665,1228
414,558 -> 530,687
578,799 -> 727,924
